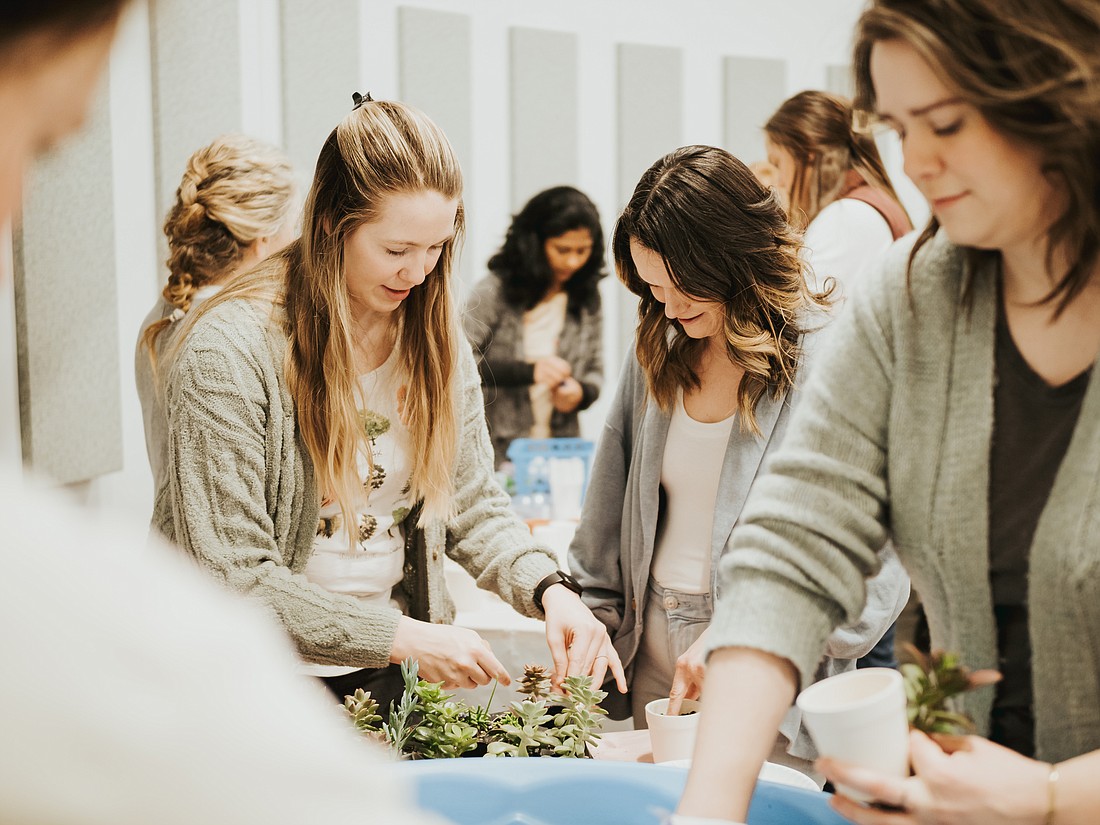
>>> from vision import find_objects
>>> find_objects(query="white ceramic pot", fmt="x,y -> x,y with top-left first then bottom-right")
644,698 -> 701,764
795,667 -> 910,801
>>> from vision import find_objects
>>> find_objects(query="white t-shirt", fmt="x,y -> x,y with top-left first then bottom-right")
650,392 -> 736,594
0,464 -> 444,825
802,198 -> 893,299
303,349 -> 413,677
523,292 -> 568,438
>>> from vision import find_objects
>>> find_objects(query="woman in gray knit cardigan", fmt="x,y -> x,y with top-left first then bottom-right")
153,97 -> 625,709
677,1 -> 1100,823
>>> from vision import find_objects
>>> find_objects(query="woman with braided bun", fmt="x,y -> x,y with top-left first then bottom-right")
764,90 -> 912,300
136,133 -> 297,487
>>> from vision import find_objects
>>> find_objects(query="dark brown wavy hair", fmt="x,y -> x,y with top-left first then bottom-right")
613,145 -> 828,435
853,0 -> 1100,314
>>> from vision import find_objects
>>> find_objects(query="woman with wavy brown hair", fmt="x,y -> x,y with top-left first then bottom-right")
136,133 -> 297,487
153,97 -> 623,711
678,0 -> 1100,822
568,145 -> 907,776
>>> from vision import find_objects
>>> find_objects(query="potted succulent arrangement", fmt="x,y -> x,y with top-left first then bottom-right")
343,659 -> 608,759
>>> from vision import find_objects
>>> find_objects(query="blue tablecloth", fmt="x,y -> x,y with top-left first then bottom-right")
394,758 -> 848,825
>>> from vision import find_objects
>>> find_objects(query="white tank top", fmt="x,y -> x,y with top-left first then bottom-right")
650,391 -> 735,594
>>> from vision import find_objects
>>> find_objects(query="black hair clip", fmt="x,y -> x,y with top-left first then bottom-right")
352,91 -> 374,109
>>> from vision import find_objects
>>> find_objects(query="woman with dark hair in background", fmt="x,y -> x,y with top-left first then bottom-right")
464,185 -> 606,467
765,90 -> 912,298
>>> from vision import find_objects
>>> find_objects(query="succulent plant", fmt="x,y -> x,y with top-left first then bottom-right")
901,645 -> 1001,735
342,660 -> 607,759
517,664 -> 552,701
343,688 -> 382,734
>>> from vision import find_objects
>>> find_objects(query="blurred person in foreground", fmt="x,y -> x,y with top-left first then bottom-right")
0,3 -> 444,822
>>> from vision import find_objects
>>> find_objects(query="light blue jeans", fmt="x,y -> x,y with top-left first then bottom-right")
631,579 -> 821,782
631,580 -> 712,727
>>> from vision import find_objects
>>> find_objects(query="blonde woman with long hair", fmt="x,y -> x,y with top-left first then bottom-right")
154,97 -> 624,708
136,133 -> 297,489
568,145 -> 907,776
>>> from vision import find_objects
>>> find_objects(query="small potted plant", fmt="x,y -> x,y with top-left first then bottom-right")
342,660 -> 608,759
901,645 -> 1001,739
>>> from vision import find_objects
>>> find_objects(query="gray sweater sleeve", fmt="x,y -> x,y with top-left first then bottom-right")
164,314 -> 400,669
567,353 -> 639,635
707,243 -> 904,689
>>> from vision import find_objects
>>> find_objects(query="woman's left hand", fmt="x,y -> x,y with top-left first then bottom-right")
541,584 -> 627,693
820,730 -> 1050,825
551,378 -> 584,413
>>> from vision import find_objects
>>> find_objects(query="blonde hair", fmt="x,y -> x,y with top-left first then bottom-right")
143,134 -> 294,356
177,100 -> 464,536
765,90 -> 908,231
613,145 -> 827,435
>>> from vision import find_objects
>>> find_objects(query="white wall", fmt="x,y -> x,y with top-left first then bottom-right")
6,0 -> 923,523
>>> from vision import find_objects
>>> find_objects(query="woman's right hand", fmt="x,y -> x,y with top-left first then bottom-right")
533,356 -> 572,388
390,617 -> 511,689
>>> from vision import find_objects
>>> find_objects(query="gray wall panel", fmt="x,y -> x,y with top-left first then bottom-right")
280,0 -> 361,182
13,82 -> 123,483
398,6 -> 473,277
617,43 -> 683,206
723,56 -> 787,165
149,0 -> 244,241
617,43 -> 682,347
510,27 -> 579,210
826,63 -> 854,98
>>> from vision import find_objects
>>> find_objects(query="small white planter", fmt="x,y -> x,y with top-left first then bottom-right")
644,698 -> 701,764
796,667 -> 909,801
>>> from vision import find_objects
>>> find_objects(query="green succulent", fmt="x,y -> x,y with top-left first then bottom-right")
343,688 -> 382,734
902,645 -> 1001,735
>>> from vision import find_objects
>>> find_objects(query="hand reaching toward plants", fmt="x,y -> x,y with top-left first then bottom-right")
541,584 -> 627,693
390,617 -> 510,689
667,627 -> 709,715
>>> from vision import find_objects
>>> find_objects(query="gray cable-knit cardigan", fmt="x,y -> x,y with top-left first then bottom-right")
463,273 -> 603,466
711,231 -> 1100,763
147,297 -> 558,669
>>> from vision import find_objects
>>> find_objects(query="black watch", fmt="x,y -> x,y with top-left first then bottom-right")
533,570 -> 583,610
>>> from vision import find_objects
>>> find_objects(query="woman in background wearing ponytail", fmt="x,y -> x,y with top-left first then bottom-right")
136,134 -> 297,488
764,90 -> 912,300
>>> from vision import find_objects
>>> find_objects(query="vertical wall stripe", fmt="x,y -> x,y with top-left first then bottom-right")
826,63 -> 854,97
509,27 -> 579,210
616,43 -> 684,207
616,43 -> 683,343
12,80 -> 123,483
279,0 -> 361,184
397,6 -> 473,277
722,56 -> 787,166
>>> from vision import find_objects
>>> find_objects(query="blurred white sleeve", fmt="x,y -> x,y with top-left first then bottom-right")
0,466 -> 446,825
